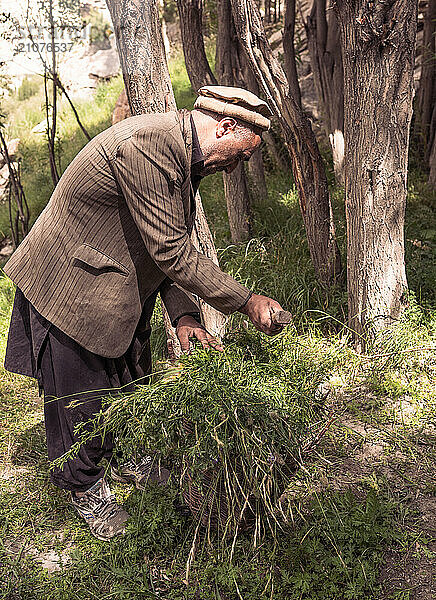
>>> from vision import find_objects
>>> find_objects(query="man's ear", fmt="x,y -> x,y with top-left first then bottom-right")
216,117 -> 237,138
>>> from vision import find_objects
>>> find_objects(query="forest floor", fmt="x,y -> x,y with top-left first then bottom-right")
0,51 -> 435,600
0,288 -> 435,600
0,162 -> 434,598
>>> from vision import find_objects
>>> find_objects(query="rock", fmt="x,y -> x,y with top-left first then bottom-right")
32,119 -> 48,134
112,88 -> 131,124
0,138 -> 20,168
268,29 -> 283,49
88,47 -> 120,79
0,163 -> 12,201
57,35 -> 120,99
0,238 -> 13,258
31,549 -> 71,573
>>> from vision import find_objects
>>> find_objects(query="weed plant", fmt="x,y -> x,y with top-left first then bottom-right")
61,325 -> 347,545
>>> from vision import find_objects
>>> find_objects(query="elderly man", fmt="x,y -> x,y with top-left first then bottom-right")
3,86 -> 284,540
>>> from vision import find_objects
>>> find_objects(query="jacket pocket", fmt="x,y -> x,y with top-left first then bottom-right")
71,243 -> 130,277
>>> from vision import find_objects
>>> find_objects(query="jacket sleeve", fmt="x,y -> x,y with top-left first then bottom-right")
112,126 -> 252,315
159,277 -> 200,327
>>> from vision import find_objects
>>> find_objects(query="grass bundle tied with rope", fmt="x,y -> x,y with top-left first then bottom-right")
67,326 -> 339,542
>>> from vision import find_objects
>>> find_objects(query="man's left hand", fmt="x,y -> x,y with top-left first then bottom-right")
175,315 -> 224,354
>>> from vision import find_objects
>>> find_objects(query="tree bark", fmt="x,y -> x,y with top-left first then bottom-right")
429,118 -> 436,186
265,0 -> 271,22
106,0 -> 227,352
216,0 -> 253,242
241,52 -> 270,198
282,0 -> 302,108
176,0 -> 216,90
416,0 -> 436,163
334,0 -> 417,344
305,0 -> 344,183
230,0 -> 342,286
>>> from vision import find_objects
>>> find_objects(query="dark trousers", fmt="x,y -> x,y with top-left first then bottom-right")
5,289 -> 158,493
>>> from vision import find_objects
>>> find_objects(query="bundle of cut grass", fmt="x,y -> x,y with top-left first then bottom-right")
72,327 -> 340,539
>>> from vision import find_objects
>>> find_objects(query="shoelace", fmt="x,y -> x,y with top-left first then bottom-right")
74,488 -> 117,519
123,455 -> 154,474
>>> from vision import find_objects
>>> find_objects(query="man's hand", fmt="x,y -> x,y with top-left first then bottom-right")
176,315 -> 224,354
239,293 -> 286,336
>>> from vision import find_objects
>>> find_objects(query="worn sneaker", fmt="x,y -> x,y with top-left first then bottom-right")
71,478 -> 130,541
111,455 -> 170,490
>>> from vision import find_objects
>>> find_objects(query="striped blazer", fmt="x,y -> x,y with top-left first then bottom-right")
3,110 -> 251,357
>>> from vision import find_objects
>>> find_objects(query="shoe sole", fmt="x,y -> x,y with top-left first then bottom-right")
91,527 -> 126,541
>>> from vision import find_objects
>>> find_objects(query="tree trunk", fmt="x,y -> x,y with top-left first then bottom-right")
429,117 -> 436,186
305,0 -> 344,183
334,0 -> 417,345
265,0 -> 271,22
222,163 -> 252,240
416,0 -> 436,163
160,0 -> 171,59
230,0 -> 342,286
263,130 -> 290,171
216,0 -> 253,242
106,0 -> 226,352
282,0 -> 302,108
176,0 -> 216,90
106,0 -> 173,114
241,52 -> 269,198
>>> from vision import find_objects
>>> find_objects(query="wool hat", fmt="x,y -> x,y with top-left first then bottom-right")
194,85 -> 272,131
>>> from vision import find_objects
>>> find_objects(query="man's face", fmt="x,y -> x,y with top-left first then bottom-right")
198,117 -> 262,176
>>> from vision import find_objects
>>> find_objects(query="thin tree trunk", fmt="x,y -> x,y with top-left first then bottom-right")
106,0 -> 226,352
263,130 -> 290,171
160,0 -> 171,58
0,130 -> 30,247
222,163 -> 252,240
247,148 -> 268,198
43,68 -> 59,186
265,0 -> 271,22
416,0 -> 436,163
25,15 -> 91,146
230,0 -> 342,286
429,116 -> 436,186
242,53 -> 269,198
176,0 -> 216,90
283,0 -> 302,108
216,0 -> 253,242
334,0 -> 417,345
305,0 -> 344,183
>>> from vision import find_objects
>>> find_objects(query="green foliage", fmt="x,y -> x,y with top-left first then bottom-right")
274,490 -> 404,600
62,326 -> 345,539
0,74 -> 124,239
84,8 -> 113,44
404,171 -> 436,306
17,75 -> 41,101
163,0 -> 179,23
364,295 -> 436,400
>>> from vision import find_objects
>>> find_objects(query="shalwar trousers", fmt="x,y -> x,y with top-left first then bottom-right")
5,288 -> 159,493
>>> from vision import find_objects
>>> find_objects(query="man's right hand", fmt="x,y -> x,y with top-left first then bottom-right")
238,293 -> 286,336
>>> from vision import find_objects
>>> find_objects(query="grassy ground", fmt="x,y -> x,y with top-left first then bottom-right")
0,50 -> 435,600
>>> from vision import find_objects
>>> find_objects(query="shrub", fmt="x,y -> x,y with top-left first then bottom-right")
17,76 -> 41,101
